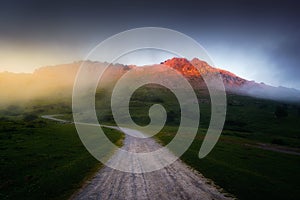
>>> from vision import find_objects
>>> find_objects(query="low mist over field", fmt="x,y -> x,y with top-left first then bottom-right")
0,63 -> 78,105
1,58 -> 300,107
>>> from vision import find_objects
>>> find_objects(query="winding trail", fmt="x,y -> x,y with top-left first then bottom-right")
42,115 -> 233,200
41,114 -> 70,123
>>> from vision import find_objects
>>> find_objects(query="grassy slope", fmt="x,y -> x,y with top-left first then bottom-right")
126,86 -> 300,200
1,85 -> 300,200
156,128 -> 300,200
0,115 -> 124,200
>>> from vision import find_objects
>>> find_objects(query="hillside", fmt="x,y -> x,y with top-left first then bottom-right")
1,58 -> 300,106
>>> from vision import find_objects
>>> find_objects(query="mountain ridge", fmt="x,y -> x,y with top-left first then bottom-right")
0,58 -> 299,104
161,57 -> 300,102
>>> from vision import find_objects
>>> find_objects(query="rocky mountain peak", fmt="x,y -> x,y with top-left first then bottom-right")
161,57 -> 201,76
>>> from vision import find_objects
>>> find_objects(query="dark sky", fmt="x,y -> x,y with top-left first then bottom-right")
0,0 -> 300,89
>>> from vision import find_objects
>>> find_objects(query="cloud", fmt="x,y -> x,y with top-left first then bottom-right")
265,33 -> 300,89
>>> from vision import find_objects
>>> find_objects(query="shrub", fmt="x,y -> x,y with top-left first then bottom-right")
23,113 -> 38,122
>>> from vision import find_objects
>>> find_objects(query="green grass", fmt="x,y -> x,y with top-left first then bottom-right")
121,85 -> 300,199
0,118 -> 124,200
97,85 -> 300,147
1,85 -> 300,200
155,128 -> 300,200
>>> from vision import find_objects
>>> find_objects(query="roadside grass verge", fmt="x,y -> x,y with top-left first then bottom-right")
155,128 -> 300,200
0,119 -> 124,200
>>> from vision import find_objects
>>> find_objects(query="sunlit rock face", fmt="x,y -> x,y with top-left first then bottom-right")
162,58 -> 201,77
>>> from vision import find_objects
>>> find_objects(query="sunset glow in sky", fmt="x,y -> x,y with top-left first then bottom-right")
0,0 -> 299,89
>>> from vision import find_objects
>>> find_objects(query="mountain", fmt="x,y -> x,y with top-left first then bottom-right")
162,58 -> 300,102
0,58 -> 299,105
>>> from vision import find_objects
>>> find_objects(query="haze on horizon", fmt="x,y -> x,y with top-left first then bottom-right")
0,0 -> 300,90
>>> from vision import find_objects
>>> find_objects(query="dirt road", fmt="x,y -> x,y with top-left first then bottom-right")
41,115 -> 232,199
41,114 -> 70,123
71,127 -> 233,200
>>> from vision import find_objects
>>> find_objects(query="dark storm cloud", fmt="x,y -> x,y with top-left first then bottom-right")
0,0 -> 300,89
1,0 -> 299,41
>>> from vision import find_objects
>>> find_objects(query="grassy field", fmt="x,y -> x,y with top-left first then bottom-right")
1,85 -> 300,200
126,86 -> 300,200
97,84 -> 300,147
156,127 -> 300,200
0,111 -> 124,200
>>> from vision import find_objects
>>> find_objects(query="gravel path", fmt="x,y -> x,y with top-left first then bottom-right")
71,127 -> 233,200
41,115 -> 233,199
41,114 -> 70,123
